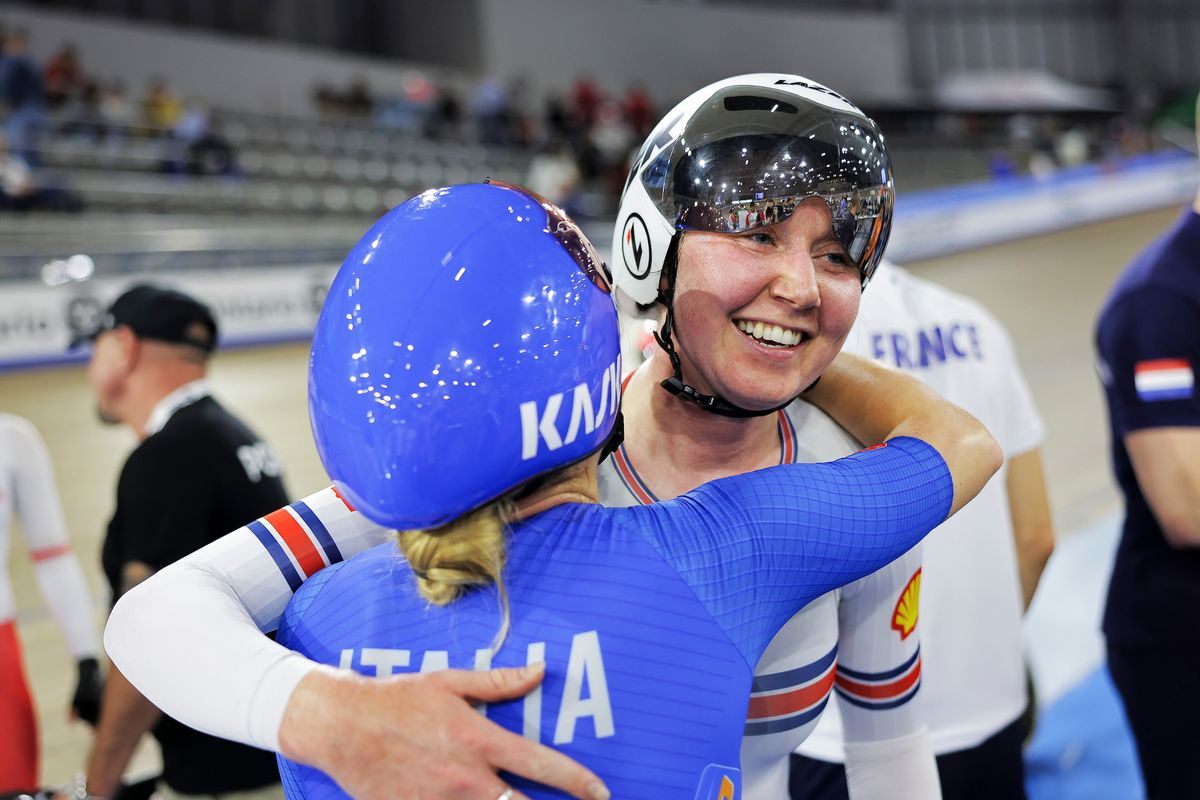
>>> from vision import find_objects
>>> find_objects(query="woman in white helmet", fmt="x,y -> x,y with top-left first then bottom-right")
605,74 -> 932,800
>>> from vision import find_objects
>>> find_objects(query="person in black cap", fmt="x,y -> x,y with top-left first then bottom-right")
75,284 -> 288,800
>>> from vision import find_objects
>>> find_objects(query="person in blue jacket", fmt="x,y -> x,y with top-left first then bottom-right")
274,181 -> 1000,799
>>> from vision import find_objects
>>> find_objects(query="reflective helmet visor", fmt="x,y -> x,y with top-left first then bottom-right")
640,84 -> 893,283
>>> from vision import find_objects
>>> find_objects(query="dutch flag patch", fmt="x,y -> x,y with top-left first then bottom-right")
1134,359 -> 1194,402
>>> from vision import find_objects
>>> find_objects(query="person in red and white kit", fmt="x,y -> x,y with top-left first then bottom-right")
0,413 -> 102,792
790,260 -> 1055,800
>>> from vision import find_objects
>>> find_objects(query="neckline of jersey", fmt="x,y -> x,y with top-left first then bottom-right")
613,409 -> 796,505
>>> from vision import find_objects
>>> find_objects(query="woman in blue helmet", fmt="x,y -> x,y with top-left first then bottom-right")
272,180 -> 997,799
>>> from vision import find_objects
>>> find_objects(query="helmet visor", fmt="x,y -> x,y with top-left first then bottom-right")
641,85 -> 893,283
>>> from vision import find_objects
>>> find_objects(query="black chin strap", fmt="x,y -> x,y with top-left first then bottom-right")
652,233 -> 793,419
598,409 -> 625,461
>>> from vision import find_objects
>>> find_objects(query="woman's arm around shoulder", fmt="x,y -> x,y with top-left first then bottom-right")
806,352 -> 1003,515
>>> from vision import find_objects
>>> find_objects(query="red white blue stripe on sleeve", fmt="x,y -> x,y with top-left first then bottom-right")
1135,359 -> 1194,402
248,493 -> 347,591
833,648 -> 922,711
744,646 -> 838,736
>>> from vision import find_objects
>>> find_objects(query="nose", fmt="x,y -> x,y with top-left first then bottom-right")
768,252 -> 821,310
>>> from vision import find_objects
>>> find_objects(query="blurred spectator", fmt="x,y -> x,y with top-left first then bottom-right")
170,101 -> 236,176
42,43 -> 84,108
0,29 -> 47,164
506,76 -> 535,149
588,101 -> 634,196
423,82 -> 462,141
61,79 -> 106,141
1028,115 -> 1061,178
174,99 -> 211,143
0,127 -> 82,211
343,75 -> 374,117
100,79 -> 136,133
989,151 -> 1018,180
524,138 -> 581,212
1055,126 -> 1091,168
312,77 -> 376,119
1105,115 -> 1152,160
620,82 -> 654,139
141,76 -> 182,130
1005,112 -> 1036,155
374,74 -> 434,133
472,75 -> 510,146
543,92 -> 574,143
570,74 -> 602,129
312,83 -> 339,118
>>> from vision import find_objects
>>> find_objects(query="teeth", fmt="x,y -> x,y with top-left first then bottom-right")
735,319 -> 803,346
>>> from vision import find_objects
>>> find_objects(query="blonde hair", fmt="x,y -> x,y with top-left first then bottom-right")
395,500 -> 513,648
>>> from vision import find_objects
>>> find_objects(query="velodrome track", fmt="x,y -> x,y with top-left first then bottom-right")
2,204 -> 1180,789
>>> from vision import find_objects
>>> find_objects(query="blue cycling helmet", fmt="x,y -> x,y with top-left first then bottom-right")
309,182 -> 621,530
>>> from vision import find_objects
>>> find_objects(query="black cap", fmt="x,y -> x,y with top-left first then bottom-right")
71,284 -> 218,354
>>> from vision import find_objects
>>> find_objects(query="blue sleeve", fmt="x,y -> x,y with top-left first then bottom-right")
633,436 -> 952,666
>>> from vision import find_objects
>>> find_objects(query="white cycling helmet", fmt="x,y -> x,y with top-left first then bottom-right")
612,73 -> 894,311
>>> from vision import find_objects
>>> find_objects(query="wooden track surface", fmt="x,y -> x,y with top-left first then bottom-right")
1,205 -> 1181,786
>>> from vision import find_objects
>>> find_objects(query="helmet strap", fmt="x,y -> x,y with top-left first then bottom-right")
598,409 -> 625,462
652,233 -> 791,419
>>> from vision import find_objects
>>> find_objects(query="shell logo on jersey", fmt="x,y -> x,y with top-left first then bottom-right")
890,568 -> 921,640
694,765 -> 740,800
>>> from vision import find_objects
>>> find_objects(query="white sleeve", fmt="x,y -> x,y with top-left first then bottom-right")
7,415 -> 99,659
844,728 -> 941,800
835,546 -> 925,744
103,485 -> 388,751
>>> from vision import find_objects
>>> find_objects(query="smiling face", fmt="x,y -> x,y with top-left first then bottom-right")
666,197 -> 862,410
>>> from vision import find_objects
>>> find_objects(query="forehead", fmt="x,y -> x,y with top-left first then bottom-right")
779,196 -> 835,227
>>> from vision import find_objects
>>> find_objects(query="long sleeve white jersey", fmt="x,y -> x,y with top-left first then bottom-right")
0,413 -> 99,659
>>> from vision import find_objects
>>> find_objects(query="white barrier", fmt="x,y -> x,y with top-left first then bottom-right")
0,266 -> 336,371
888,152 -> 1199,262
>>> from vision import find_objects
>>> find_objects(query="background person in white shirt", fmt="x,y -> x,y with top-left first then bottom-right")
791,260 -> 1055,800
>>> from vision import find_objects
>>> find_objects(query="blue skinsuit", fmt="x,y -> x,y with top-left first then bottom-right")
276,437 -> 952,798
